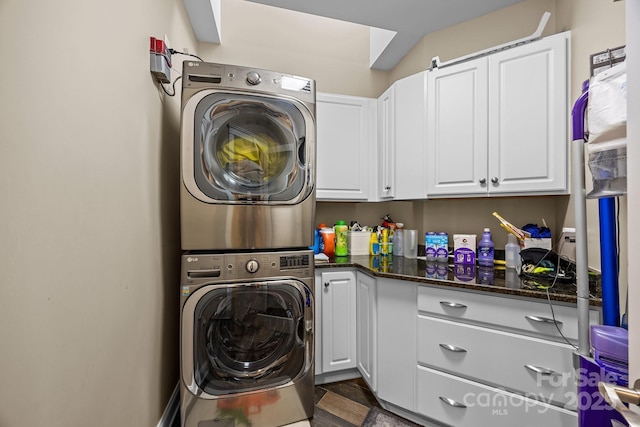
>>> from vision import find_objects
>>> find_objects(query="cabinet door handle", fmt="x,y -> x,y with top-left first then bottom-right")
525,315 -> 562,326
440,301 -> 467,309
439,396 -> 467,409
491,176 -> 499,184
324,282 -> 330,287
479,178 -> 487,184
439,343 -> 467,353
524,364 -> 561,376
385,186 -> 391,191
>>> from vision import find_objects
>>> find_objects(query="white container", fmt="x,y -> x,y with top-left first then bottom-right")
523,238 -> 552,250
347,231 -> 372,256
453,234 -> 476,265
505,234 -> 521,269
403,230 -> 418,258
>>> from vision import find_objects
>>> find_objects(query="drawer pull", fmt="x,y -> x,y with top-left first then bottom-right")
525,315 -> 563,326
439,343 -> 467,353
524,364 -> 561,376
440,301 -> 467,309
439,396 -> 467,408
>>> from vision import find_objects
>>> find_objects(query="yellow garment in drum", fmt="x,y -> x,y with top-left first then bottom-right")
217,135 -> 283,183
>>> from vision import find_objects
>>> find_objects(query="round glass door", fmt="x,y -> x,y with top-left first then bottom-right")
193,93 -> 313,203
192,281 -> 309,395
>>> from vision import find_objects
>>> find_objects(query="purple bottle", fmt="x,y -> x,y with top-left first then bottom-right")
477,228 -> 495,267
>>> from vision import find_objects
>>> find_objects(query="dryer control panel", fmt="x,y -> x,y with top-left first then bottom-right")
181,61 -> 315,103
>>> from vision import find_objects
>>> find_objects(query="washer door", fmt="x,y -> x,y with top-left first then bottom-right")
182,91 -> 315,204
181,280 -> 313,396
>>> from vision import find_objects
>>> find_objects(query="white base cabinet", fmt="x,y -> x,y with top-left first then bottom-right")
356,272 -> 377,392
316,269 -> 357,374
314,268 -> 593,426
417,316 -> 577,409
376,278 -> 417,411
416,365 -> 578,427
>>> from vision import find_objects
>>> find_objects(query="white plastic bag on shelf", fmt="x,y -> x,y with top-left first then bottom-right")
586,61 -> 627,197
587,61 -> 627,153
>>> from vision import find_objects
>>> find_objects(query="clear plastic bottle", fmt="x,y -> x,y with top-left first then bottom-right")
505,234 -> 521,269
477,228 -> 495,267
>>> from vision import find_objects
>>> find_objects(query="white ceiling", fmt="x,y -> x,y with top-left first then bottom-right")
244,0 -> 526,70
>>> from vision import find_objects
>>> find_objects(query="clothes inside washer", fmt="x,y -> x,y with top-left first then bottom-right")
218,133 -> 284,184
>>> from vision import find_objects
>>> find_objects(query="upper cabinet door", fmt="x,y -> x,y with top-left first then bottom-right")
426,59 -> 489,196
394,71 -> 428,200
377,86 -> 395,200
487,32 -> 569,195
316,93 -> 376,201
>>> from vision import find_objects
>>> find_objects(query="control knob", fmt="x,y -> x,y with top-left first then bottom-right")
246,259 -> 259,273
246,71 -> 261,86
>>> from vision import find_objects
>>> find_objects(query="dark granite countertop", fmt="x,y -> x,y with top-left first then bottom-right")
316,255 -> 602,306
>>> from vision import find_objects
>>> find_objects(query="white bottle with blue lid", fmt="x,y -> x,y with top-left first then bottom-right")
477,228 -> 495,267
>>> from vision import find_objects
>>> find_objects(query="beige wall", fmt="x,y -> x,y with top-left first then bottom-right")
391,0 -> 558,82
196,0 -> 390,97
0,0 -> 198,425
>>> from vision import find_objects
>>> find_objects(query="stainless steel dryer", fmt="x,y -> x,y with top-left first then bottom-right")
180,62 -> 316,251
179,250 -> 315,427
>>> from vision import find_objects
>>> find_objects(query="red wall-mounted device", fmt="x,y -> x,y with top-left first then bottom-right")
150,36 -> 172,84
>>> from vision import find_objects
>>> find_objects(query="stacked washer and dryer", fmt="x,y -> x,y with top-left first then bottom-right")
178,62 -> 317,427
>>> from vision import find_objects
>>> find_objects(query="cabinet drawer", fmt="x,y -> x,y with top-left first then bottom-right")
417,285 -> 600,342
416,365 -> 577,427
418,316 -> 576,407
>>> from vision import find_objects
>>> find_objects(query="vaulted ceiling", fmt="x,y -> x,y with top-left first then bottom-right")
245,0 -> 526,69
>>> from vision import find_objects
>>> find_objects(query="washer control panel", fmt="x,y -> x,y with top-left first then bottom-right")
181,250 -> 313,283
279,253 -> 310,270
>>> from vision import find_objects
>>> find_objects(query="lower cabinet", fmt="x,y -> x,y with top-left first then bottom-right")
416,365 -> 578,427
417,315 -> 577,409
317,269 -> 357,373
376,278 -> 417,412
314,271 -> 587,426
356,272 -> 377,392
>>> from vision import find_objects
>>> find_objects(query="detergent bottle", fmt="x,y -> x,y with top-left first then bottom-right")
334,220 -> 348,257
477,228 -> 495,267
370,230 -> 380,256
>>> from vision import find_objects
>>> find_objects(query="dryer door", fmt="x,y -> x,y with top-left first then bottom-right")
181,280 -> 313,396
182,91 -> 315,204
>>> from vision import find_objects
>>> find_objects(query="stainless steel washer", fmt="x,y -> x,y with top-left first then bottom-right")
179,250 -> 315,427
180,62 -> 316,251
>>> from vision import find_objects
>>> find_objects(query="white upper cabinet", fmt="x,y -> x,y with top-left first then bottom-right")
316,93 -> 376,201
393,71 -> 428,200
377,86 -> 395,200
427,59 -> 489,195
487,32 -> 569,194
377,71 -> 428,200
427,32 -> 569,197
